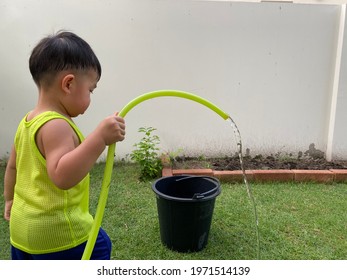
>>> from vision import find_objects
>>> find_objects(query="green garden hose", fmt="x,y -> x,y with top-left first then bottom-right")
82,90 -> 229,260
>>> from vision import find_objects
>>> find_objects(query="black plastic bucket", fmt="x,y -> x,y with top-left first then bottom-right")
152,175 -> 221,252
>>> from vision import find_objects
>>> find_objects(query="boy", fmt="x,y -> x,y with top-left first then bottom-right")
3,31 -> 126,259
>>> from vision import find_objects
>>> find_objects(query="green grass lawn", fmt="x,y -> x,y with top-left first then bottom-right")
0,161 -> 346,260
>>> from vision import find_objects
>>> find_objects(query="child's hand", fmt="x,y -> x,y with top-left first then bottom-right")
97,114 -> 126,146
4,200 -> 13,221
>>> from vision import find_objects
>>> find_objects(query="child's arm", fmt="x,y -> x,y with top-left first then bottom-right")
3,146 -> 16,221
37,114 -> 125,190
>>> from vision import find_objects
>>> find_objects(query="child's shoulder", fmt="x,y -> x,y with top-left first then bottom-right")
22,111 -> 77,140
26,111 -> 71,122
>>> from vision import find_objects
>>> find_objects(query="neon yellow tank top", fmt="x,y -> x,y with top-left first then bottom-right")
10,111 -> 94,254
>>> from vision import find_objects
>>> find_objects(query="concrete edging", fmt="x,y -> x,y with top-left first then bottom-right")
162,166 -> 347,183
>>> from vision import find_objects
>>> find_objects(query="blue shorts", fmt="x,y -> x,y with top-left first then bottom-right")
11,227 -> 112,260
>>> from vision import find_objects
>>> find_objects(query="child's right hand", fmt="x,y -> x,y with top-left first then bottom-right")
96,114 -> 126,146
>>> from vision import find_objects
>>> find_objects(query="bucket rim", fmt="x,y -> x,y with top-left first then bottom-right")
152,175 -> 221,202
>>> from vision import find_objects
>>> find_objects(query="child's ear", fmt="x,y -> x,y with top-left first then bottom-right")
61,74 -> 75,93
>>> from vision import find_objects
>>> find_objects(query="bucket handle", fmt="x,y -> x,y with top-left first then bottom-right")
192,187 -> 219,199
175,175 -> 220,199
175,175 -> 219,183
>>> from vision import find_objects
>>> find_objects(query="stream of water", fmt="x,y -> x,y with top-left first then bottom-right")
227,117 -> 260,259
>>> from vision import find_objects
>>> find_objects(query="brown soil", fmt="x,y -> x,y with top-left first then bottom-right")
172,155 -> 347,171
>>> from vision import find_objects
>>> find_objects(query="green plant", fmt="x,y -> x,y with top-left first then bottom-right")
130,127 -> 162,181
164,148 -> 184,165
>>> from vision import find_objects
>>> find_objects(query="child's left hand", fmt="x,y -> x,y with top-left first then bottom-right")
4,200 -> 13,221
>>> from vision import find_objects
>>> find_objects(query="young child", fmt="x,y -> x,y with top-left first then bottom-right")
3,31 -> 126,260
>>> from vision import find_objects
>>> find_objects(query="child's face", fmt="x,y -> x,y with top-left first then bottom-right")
67,69 -> 98,117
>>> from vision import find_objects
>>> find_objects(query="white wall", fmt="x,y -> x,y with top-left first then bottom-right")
0,0 -> 345,160
334,9 -> 347,160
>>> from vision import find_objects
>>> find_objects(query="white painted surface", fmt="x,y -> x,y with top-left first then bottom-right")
326,4 -> 346,161
0,0 -> 345,160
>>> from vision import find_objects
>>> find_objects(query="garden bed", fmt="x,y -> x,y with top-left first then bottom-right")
172,155 -> 347,170
163,155 -> 347,183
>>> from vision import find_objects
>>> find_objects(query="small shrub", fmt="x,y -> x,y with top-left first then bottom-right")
130,127 -> 162,181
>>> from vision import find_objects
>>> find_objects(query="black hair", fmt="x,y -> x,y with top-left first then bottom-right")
29,31 -> 101,87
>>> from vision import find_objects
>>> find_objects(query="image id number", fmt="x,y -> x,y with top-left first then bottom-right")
191,266 -> 250,276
